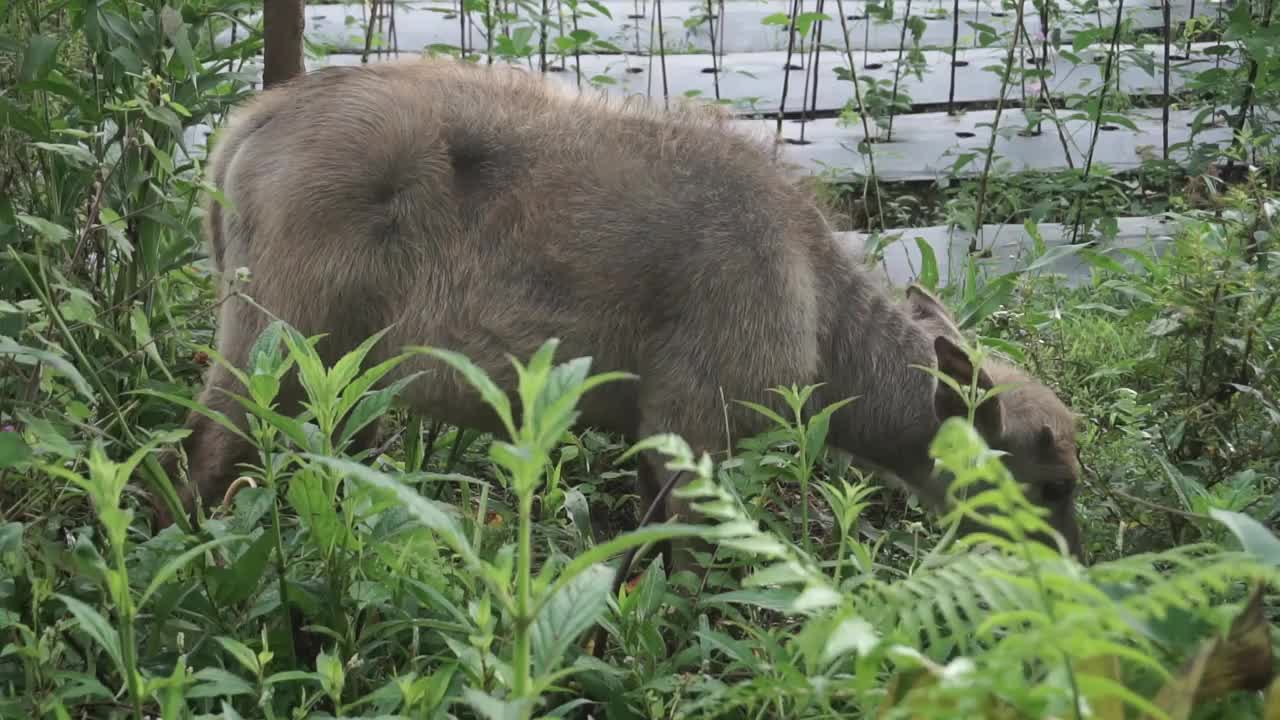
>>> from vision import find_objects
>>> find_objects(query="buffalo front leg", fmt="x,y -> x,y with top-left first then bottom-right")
153,362 -> 260,529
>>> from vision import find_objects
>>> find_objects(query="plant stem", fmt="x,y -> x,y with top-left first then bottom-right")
486,0 -> 494,61
704,0 -> 720,100
834,0 -> 885,228
1069,0 -> 1126,244
113,541 -> 145,720
1162,0 -> 1172,177
948,0 -> 961,114
655,0 -> 669,108
777,0 -> 803,136
512,489 -> 534,699
539,0 -> 548,70
1230,0 -> 1274,165
886,0 -> 914,141
795,405 -> 812,554
969,0 -> 1026,253
10,248 -> 191,532
262,434 -> 299,665
1015,18 -> 1073,167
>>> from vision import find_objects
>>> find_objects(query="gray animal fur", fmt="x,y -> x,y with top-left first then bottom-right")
155,58 -> 1083,560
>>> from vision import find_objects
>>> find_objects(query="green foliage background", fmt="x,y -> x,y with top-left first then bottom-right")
1,0 -> 1280,716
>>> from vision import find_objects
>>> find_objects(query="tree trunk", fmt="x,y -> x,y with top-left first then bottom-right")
263,0 -> 306,88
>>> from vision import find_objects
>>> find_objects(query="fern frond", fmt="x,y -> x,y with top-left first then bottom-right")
854,551 -> 1042,655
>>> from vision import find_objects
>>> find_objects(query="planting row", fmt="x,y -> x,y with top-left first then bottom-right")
755,105 -> 1235,180
218,0 -> 1224,54
189,51 -> 1239,181
225,42 -> 1239,115
846,214 -> 1177,287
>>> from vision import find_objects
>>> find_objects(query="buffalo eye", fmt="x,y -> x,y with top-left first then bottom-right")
1040,476 -> 1075,503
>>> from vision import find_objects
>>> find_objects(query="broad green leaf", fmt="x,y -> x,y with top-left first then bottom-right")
1209,509 -> 1280,566
956,274 -> 1017,329
248,373 -> 280,406
19,34 -> 60,82
563,487 -> 593,540
0,431 -> 32,468
1080,249 -> 1131,277
328,326 -> 394,394
334,353 -> 416,423
406,345 -> 515,439
140,102 -> 183,142
287,469 -> 355,554
210,530 -> 276,607
158,6 -> 198,78
316,648 -> 345,700
1025,242 -> 1091,273
806,397 -> 853,453
535,369 -> 635,449
228,486 -> 276,531
531,563 -> 613,676
584,0 -> 612,17
462,687 -> 535,720
538,522 -> 713,616
705,588 -> 800,613
534,353 -> 591,421
216,636 -> 261,676
57,595 -> 124,673
337,371 -> 424,448
138,533 -> 250,610
1024,219 -> 1046,256
15,214 -> 71,244
1099,113 -> 1141,132
735,400 -> 790,430
129,306 -> 170,380
1072,27 -> 1104,53
349,580 -> 393,611
130,389 -> 250,444
247,320 -> 290,377
171,26 -> 198,80
278,327 -> 331,411
229,394 -> 313,451
264,670 -> 322,686
186,668 -> 255,699
31,142 -> 96,168
695,626 -> 755,665
52,673 -> 115,705
0,521 -> 23,558
303,455 -> 478,568
914,237 -> 939,290
631,554 -> 668,618
517,337 -> 562,407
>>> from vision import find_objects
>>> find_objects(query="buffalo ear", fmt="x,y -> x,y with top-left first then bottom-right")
933,335 -> 1004,438
1037,424 -> 1056,453
907,283 -> 963,339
